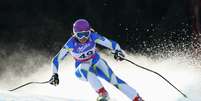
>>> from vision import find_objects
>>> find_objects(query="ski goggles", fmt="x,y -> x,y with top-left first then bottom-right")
75,31 -> 90,39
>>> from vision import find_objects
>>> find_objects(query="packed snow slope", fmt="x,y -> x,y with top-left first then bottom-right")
0,52 -> 201,101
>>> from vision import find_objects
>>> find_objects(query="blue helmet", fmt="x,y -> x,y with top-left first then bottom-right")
73,19 -> 91,33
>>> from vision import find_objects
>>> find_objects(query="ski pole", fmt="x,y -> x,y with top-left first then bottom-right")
122,58 -> 188,98
8,80 -> 51,91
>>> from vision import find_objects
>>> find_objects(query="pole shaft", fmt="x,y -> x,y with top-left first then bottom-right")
124,58 -> 188,98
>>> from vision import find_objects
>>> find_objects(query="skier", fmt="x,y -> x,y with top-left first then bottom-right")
49,19 -> 144,101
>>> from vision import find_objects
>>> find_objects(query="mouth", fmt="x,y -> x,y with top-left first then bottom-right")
78,37 -> 88,43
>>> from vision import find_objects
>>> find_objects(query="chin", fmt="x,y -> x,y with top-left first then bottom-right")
79,38 -> 88,43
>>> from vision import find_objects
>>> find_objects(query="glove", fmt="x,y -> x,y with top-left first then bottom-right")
114,50 -> 125,61
49,73 -> 59,86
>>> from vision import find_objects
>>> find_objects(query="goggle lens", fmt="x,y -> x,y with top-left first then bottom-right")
76,31 -> 90,39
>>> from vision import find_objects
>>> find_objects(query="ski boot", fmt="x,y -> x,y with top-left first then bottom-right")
96,87 -> 109,101
133,95 -> 144,101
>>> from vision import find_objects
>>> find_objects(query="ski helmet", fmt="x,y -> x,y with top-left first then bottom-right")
73,19 -> 91,33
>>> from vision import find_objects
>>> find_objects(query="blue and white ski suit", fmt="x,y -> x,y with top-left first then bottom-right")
51,32 -> 139,100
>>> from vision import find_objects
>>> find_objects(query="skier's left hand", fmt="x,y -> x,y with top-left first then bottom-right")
114,50 -> 125,61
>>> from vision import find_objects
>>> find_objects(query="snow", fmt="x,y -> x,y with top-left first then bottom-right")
0,91 -> 71,101
0,53 -> 201,101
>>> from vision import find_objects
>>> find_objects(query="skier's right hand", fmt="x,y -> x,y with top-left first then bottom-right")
113,50 -> 125,61
49,73 -> 59,86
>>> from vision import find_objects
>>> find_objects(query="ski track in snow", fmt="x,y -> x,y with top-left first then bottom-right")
0,53 -> 201,101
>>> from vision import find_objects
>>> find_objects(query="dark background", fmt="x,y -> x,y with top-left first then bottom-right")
0,0 -> 198,55
1,0 -> 201,80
